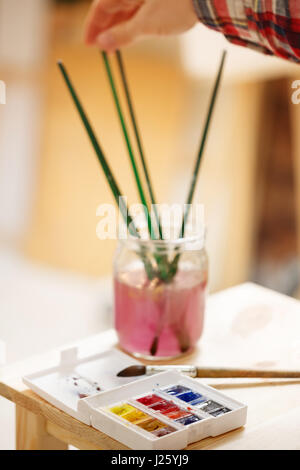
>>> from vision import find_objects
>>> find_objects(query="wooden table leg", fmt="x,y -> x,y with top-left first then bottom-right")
16,406 -> 68,450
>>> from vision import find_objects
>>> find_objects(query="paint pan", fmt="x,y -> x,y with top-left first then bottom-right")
163,385 -> 191,396
137,394 -> 163,406
175,414 -> 202,426
137,418 -> 168,433
175,390 -> 204,404
109,404 -> 148,423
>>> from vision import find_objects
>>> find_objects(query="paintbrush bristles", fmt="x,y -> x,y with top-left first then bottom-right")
117,365 -> 146,377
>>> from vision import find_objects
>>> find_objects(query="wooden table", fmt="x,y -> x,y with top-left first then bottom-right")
1,283 -> 300,450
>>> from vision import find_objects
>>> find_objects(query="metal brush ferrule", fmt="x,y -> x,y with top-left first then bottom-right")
146,365 -> 197,378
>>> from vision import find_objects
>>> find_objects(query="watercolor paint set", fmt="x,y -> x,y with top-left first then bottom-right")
23,348 -> 247,449
79,371 -> 247,449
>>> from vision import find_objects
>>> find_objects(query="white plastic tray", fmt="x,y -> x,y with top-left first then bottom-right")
23,347 -> 141,424
79,371 -> 247,450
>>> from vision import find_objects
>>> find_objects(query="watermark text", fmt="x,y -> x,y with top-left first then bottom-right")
96,199 -> 205,241
0,80 -> 6,104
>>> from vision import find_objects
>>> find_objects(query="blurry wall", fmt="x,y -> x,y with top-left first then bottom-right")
0,0 -> 49,242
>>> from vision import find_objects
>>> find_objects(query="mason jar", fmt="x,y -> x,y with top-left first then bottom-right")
113,234 -> 208,360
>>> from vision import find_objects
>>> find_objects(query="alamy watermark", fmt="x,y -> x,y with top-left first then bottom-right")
0,80 -> 6,104
291,80 -> 300,105
96,199 -> 205,241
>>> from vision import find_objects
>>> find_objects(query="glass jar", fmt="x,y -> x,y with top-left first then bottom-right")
113,234 -> 208,360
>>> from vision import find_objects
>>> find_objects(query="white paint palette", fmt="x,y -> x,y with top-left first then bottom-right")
23,348 -> 247,449
79,371 -> 247,449
23,347 -> 141,424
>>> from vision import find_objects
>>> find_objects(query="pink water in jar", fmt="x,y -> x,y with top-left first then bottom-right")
114,269 -> 207,359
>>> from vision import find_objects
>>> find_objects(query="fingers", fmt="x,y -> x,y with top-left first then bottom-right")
95,17 -> 141,52
84,0 -> 103,44
84,0 -> 143,45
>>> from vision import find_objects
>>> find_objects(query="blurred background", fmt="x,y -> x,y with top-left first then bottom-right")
1,0 -> 300,448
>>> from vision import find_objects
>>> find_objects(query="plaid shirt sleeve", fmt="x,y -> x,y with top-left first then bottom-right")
192,0 -> 300,63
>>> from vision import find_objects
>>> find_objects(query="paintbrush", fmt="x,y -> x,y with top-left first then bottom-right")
117,364 -> 300,379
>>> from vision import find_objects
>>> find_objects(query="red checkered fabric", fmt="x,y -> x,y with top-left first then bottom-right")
193,1 -> 300,63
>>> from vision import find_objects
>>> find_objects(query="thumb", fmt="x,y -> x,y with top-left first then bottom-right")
96,18 -> 140,52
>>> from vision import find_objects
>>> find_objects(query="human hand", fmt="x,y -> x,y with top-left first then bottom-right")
85,0 -> 198,52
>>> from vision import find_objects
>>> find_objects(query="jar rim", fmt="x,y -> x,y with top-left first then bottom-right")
118,230 -> 206,251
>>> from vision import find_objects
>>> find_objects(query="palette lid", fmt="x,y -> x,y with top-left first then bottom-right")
60,347 -> 78,366
23,346 -> 142,424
